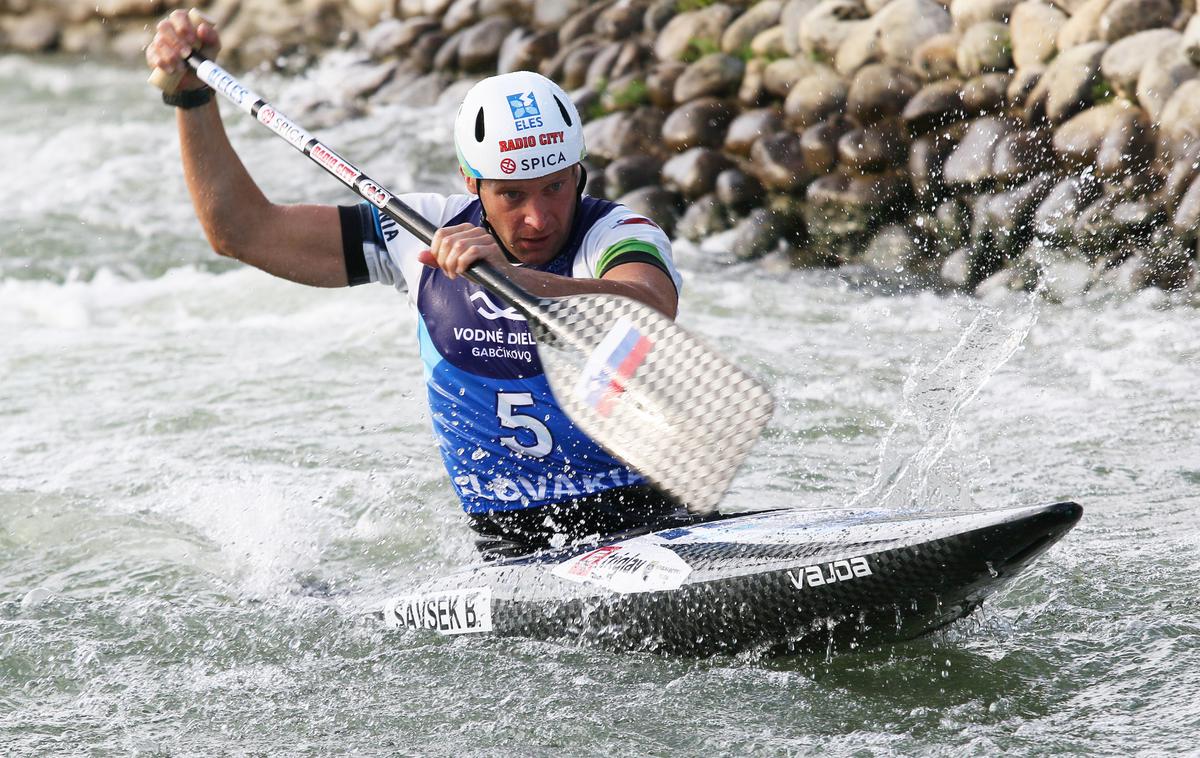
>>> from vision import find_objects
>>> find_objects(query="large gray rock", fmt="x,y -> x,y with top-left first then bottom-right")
1185,14 -> 1200,67
924,198 -> 973,258
1010,1 -> 1067,68
914,32 -> 963,81
835,15 -> 884,74
442,0 -> 480,34
730,206 -> 803,260
944,115 -> 1012,189
1096,107 -> 1153,180
763,57 -> 824,96
783,67 -> 849,128
1136,41 -> 1198,123
534,0 -> 588,27
782,0 -> 823,55
366,17 -> 440,60
992,127 -> 1053,186
559,39 -> 607,89
645,62 -> 686,108
1161,143 -> 1200,213
1032,174 -> 1102,244
498,29 -> 559,74
676,194 -> 735,241
1132,239 -> 1195,291
674,53 -> 746,102
950,0 -> 1021,27
847,63 -> 919,124
716,169 -> 766,213
805,170 -> 909,250
860,223 -> 922,274
972,172 -> 1057,269
1007,65 -> 1043,108
801,117 -> 854,173
457,17 -> 518,72
661,147 -> 736,198
616,186 -> 683,237
1056,0 -> 1105,51
903,79 -> 966,135
751,25 -> 790,58
1158,80 -> 1200,160
1052,101 -> 1131,167
724,108 -> 787,156
798,0 -> 870,60
597,0 -> 652,40
409,31 -> 449,73
910,130 -> 960,200
5,13 -> 60,52
655,3 -> 735,61
957,21 -> 1013,77
584,107 -> 668,163
585,42 -> 628,89
738,58 -> 769,106
540,33 -> 597,84
1172,171 -> 1200,238
559,2 -> 612,46
1073,194 -> 1163,257
661,98 -> 737,151
1097,0 -> 1176,43
604,155 -> 665,199
749,131 -> 813,192
961,72 -> 1011,115
609,40 -> 652,82
433,29 -> 466,71
873,0 -> 953,68
643,0 -> 678,34
722,0 -> 785,54
1100,29 -> 1180,100
1025,41 -> 1107,124
837,119 -> 906,172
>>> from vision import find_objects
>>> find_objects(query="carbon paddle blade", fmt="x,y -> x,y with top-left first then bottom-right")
531,292 -> 775,515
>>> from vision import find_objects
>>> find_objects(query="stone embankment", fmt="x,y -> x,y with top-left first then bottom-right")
7,0 -> 1200,296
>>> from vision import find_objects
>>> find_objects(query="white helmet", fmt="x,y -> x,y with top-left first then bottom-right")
454,71 -> 586,181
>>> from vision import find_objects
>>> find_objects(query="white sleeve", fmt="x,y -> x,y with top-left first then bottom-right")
574,205 -> 683,294
349,193 -> 475,295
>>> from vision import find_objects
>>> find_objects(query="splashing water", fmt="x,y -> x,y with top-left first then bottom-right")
852,300 -> 1039,511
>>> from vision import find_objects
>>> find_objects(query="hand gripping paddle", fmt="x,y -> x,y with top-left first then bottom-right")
151,29 -> 774,515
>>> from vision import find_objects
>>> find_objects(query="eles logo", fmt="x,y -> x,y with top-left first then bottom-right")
506,91 -> 544,132
506,91 -> 540,120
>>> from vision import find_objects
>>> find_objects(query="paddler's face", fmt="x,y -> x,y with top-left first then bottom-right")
465,165 -> 578,266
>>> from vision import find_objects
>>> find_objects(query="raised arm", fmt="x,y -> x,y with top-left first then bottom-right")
146,10 -> 347,287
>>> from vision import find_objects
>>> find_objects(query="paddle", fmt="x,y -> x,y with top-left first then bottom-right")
149,32 -> 774,515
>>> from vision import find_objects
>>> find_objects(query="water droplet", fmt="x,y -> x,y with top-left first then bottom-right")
21,587 -> 53,610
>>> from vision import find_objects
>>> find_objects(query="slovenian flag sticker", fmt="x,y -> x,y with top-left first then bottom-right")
577,318 -> 654,417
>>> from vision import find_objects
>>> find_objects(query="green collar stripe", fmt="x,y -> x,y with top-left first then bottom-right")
595,239 -> 664,276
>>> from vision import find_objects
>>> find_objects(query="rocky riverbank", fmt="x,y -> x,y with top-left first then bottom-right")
7,0 -> 1200,296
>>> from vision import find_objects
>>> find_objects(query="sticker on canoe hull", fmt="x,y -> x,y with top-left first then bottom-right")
383,587 -> 492,635
552,542 -> 691,593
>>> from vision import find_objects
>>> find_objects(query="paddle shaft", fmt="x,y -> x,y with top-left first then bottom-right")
170,51 -> 537,312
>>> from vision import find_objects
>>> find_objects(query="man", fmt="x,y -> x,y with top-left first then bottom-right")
146,11 -> 692,556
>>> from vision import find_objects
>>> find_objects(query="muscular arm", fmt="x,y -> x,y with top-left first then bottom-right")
505,262 -> 679,320
176,103 -> 346,287
149,10 -> 346,287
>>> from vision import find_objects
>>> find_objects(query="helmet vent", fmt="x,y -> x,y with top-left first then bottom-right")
553,95 -> 573,127
474,107 -> 486,142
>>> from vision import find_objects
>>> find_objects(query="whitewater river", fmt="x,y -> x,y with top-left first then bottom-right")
2,54 -> 1199,755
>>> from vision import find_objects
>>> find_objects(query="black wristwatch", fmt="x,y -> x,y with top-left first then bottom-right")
162,86 -> 214,110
